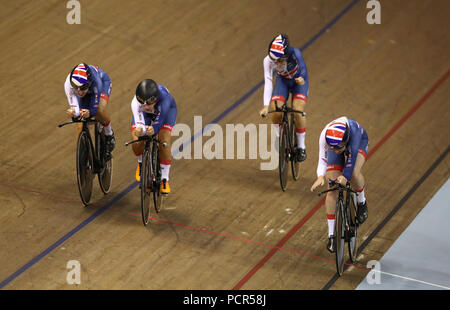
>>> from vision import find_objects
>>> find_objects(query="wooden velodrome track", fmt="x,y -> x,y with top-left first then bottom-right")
0,0 -> 449,291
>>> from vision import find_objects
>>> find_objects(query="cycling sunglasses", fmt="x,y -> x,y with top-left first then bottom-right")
275,57 -> 288,63
330,144 -> 346,150
137,96 -> 157,105
71,81 -> 91,91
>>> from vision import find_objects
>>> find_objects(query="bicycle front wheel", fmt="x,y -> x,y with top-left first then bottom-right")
348,192 -> 358,262
335,199 -> 346,276
140,148 -> 152,226
278,122 -> 289,191
76,131 -> 94,206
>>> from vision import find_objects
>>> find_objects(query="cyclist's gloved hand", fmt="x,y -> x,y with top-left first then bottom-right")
80,109 -> 90,119
134,127 -> 144,137
295,77 -> 305,85
145,125 -> 155,136
66,108 -> 76,119
311,175 -> 325,192
336,175 -> 348,186
259,106 -> 269,118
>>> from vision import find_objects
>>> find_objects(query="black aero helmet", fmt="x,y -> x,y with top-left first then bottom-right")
136,79 -> 159,104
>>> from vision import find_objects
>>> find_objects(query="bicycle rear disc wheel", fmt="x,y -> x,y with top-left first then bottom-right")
76,131 -> 94,206
98,131 -> 113,194
335,200 -> 346,276
289,113 -> 300,180
348,193 -> 358,262
99,157 -> 113,194
140,149 -> 152,226
152,143 -> 163,213
278,123 -> 289,191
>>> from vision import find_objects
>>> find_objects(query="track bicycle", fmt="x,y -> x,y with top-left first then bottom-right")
318,179 -> 359,276
125,135 -> 166,226
268,102 -> 306,191
58,117 -> 113,206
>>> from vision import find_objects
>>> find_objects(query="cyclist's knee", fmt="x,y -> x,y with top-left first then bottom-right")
270,114 -> 282,124
75,123 -> 83,136
292,98 -> 306,111
352,170 -> 365,186
95,111 -> 109,123
159,129 -> 171,141
326,190 -> 338,199
132,142 -> 144,156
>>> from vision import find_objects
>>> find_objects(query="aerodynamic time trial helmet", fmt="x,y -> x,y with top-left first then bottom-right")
268,34 -> 290,61
325,121 -> 349,149
70,63 -> 92,90
135,79 -> 159,105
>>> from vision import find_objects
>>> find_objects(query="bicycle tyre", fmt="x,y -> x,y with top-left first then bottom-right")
348,192 -> 358,263
152,141 -> 163,213
76,131 -> 94,206
335,199 -> 346,276
278,122 -> 289,191
140,147 -> 152,226
98,127 -> 113,194
289,113 -> 300,180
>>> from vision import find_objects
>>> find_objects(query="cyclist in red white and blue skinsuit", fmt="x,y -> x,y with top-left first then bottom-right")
130,79 -> 177,194
311,116 -> 369,253
64,63 -> 115,158
259,34 -> 309,162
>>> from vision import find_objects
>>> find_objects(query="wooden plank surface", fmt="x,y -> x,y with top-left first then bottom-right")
0,0 -> 449,290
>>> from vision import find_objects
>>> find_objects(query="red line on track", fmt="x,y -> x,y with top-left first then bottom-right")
233,68 -> 450,290
367,69 -> 450,160
127,212 -> 371,271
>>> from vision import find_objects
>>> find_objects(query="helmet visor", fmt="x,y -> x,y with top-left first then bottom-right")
70,80 -> 91,91
330,143 -> 346,150
137,95 -> 157,105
